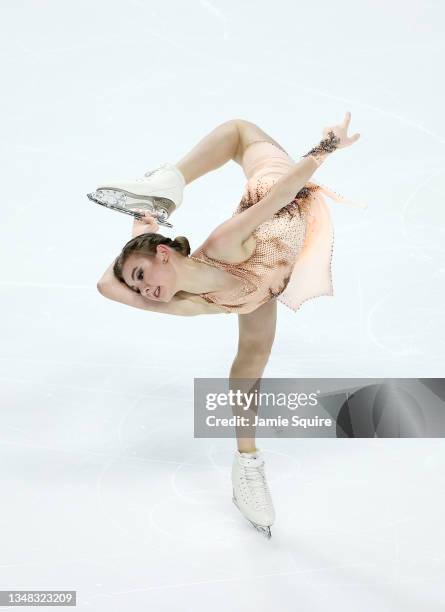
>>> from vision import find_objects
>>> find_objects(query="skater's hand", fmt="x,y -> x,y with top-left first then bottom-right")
321,111 -> 360,150
131,209 -> 159,237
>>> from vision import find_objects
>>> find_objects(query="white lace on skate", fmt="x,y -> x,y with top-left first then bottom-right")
143,162 -> 171,179
241,456 -> 272,511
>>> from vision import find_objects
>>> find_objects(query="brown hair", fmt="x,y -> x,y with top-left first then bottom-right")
113,232 -> 191,285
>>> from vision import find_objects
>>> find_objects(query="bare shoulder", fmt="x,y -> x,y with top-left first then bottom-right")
198,233 -> 256,265
171,291 -> 222,316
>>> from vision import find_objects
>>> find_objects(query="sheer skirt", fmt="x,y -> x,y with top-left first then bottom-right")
240,140 -> 367,312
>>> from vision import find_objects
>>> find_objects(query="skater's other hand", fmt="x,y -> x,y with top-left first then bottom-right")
131,209 -> 159,237
322,112 -> 360,149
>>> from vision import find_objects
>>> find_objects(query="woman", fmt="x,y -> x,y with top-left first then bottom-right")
95,116 -> 362,537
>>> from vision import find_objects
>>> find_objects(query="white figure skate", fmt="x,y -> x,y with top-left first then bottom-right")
232,449 -> 275,538
87,163 -> 186,227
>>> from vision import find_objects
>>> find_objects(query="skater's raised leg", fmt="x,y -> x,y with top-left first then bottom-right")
174,118 -> 286,184
89,119 -> 240,220
174,119 -> 241,185
89,119 -> 285,221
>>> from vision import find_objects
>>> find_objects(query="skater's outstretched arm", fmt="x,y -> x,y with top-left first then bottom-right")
210,113 -> 360,249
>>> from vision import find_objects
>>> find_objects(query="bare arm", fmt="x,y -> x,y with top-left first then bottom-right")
96,209 -> 204,316
97,262 -> 206,316
210,113 -> 360,249
97,260 -> 201,316
98,208 -> 201,316
213,156 -> 319,245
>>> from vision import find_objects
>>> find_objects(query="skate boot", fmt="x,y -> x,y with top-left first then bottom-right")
232,449 -> 275,538
87,163 -> 186,226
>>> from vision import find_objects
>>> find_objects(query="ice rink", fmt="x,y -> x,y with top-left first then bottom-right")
1,0 -> 444,610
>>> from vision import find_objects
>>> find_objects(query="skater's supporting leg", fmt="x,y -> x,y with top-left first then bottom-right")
229,300 -> 277,453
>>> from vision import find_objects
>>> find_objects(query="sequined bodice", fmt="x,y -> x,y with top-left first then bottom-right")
189,178 -> 314,314
189,140 -> 366,315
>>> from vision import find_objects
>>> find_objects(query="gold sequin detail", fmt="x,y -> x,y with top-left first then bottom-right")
186,138 -> 359,315
190,173 -> 317,314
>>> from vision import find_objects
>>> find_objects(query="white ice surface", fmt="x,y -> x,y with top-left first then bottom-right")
1,0 -> 444,610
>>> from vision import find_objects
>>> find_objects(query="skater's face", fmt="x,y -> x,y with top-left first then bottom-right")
121,246 -> 177,302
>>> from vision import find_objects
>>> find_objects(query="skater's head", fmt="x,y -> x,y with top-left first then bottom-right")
113,233 -> 191,302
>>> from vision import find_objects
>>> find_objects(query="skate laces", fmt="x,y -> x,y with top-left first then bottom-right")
143,163 -> 170,178
242,460 -> 271,510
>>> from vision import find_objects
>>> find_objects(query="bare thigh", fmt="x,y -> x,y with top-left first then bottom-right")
233,120 -> 288,166
237,298 -> 277,356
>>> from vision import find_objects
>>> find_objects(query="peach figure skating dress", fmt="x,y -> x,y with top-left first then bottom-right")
190,140 -> 366,315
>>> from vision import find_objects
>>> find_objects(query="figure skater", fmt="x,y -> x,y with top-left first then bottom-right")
94,116 -> 362,537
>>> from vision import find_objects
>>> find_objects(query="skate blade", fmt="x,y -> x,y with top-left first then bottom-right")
232,496 -> 272,539
87,191 -> 173,228
95,187 -> 176,217
248,521 -> 271,538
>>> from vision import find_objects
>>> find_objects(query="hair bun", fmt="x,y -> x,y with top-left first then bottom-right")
173,236 -> 191,257
113,232 -> 191,285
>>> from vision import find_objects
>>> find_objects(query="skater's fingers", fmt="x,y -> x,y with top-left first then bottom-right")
134,209 -> 156,223
146,215 -> 159,231
342,111 -> 351,129
145,215 -> 159,226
